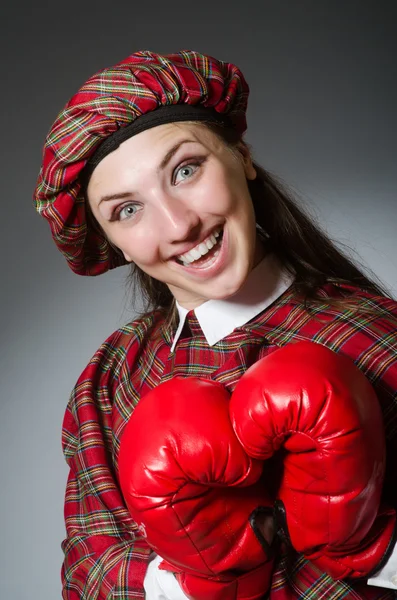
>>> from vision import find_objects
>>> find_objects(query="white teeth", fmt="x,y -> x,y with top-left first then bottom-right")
182,249 -> 220,268
191,247 -> 202,260
177,228 -> 222,265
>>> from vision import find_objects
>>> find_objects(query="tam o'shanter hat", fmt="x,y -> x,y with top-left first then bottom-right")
33,50 -> 250,276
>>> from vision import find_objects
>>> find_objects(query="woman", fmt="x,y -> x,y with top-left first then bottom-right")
34,50 -> 397,599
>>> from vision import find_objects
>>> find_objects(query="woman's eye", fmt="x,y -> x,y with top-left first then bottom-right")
173,161 -> 201,184
117,204 -> 139,221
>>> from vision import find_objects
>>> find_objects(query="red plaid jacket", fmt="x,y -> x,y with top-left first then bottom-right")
61,279 -> 397,599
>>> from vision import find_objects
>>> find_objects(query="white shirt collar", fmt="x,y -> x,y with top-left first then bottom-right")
171,254 -> 294,351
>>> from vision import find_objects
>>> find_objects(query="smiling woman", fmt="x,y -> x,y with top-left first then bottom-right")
33,49 -> 397,600
86,122 -> 261,308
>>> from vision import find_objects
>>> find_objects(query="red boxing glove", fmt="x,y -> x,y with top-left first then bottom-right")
118,378 -> 274,600
230,341 -> 396,580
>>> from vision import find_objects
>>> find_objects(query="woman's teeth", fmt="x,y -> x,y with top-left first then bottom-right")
177,229 -> 222,266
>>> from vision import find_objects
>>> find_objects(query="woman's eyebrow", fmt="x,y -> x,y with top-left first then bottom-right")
98,139 -> 199,205
158,139 -> 198,171
99,191 -> 134,205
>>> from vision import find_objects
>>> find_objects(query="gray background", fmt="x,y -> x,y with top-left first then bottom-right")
1,1 -> 396,598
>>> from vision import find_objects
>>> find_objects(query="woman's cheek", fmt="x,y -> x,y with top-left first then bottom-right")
131,236 -> 161,267
193,179 -> 232,214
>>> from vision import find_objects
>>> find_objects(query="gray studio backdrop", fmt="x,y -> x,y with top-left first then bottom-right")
1,2 -> 396,598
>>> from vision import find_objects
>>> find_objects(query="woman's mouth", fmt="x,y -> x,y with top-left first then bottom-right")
175,228 -> 224,267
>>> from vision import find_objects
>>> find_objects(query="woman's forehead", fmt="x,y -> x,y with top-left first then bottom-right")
128,120 -> 219,149
90,123 -> 223,181
86,122 -> 222,201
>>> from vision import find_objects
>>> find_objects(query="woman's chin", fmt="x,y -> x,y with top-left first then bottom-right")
188,267 -> 250,305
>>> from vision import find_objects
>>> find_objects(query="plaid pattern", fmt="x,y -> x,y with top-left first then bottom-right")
33,50 -> 249,276
61,280 -> 397,599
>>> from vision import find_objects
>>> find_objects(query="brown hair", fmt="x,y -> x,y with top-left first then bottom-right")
124,122 -> 393,324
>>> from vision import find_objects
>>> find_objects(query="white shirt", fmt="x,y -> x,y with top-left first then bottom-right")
145,254 -> 396,597
171,253 -> 294,352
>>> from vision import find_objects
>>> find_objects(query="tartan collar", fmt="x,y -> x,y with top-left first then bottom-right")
171,254 -> 295,351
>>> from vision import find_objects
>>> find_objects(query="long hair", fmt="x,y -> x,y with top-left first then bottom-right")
126,122 -> 393,323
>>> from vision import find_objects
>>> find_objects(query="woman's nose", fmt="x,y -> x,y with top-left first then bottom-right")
154,195 -> 201,242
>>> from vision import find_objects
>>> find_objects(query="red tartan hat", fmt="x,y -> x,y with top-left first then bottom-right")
33,50 -> 250,276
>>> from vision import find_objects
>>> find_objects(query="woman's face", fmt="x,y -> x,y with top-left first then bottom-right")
87,122 -> 264,309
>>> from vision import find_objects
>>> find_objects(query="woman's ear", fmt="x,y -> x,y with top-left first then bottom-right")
236,142 -> 257,180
